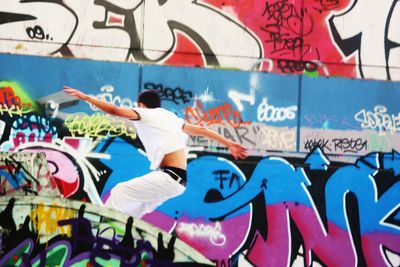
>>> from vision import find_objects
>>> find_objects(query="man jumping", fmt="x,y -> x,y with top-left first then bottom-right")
63,86 -> 248,218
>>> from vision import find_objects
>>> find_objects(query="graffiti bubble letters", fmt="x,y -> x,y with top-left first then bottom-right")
354,105 -> 400,135
12,114 -> 57,135
177,222 -> 226,247
11,114 -> 57,146
329,0 -> 399,80
89,85 -> 135,111
185,100 -> 250,128
64,113 -> 136,139
144,82 -> 193,105
257,97 -> 297,122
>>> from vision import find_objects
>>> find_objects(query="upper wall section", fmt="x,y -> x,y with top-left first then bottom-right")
0,0 -> 399,81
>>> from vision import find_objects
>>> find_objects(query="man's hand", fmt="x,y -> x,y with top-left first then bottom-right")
63,86 -> 89,101
227,142 -> 248,160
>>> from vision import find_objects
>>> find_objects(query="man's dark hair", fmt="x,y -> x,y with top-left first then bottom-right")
138,89 -> 161,108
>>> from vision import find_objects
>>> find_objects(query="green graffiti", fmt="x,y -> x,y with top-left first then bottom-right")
32,243 -> 69,267
70,257 -> 122,267
304,70 -> 320,77
0,81 -> 38,111
2,239 -> 33,266
368,133 -> 390,151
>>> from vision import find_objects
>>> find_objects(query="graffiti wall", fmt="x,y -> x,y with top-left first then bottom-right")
1,0 -> 399,80
0,195 -> 213,266
0,53 -> 399,266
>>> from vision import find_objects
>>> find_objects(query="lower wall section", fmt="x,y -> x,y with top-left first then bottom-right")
0,196 -> 213,266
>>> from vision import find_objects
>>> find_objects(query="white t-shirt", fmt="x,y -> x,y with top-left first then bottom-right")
131,108 -> 188,170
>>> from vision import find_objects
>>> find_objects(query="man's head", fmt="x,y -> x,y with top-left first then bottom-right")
138,89 -> 161,108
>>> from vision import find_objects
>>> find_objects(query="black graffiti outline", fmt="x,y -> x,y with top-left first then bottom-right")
328,0 -> 399,80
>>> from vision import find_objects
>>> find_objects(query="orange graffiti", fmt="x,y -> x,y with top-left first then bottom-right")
185,100 -> 250,128
30,204 -> 76,243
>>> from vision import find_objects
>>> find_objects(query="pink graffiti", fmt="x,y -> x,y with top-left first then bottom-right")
19,148 -> 80,198
248,204 -> 356,266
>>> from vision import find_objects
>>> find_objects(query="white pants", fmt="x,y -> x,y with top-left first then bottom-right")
105,170 -> 186,218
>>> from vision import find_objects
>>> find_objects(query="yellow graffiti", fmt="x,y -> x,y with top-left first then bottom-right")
64,112 -> 136,139
30,204 -> 76,243
0,105 -> 31,117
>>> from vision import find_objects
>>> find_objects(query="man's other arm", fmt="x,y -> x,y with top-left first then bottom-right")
182,123 -> 248,160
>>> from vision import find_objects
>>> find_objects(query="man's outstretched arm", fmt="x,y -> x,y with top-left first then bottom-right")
183,123 -> 248,160
63,86 -> 139,120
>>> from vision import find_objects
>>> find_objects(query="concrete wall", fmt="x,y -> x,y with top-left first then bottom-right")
0,53 -> 399,266
0,0 -> 399,80
0,0 -> 400,266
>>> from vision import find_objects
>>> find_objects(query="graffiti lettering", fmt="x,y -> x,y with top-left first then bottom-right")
329,0 -> 399,80
331,137 -> 367,153
257,97 -> 297,122
318,0 -> 340,9
12,114 -> 57,135
196,150 -> 400,266
64,113 -> 136,139
0,157 -> 38,194
177,222 -> 226,247
212,170 -> 241,190
189,124 -> 261,149
185,100 -> 250,128
258,127 -> 296,150
262,0 -> 300,31
30,204 -> 75,241
304,137 -> 368,153
0,86 -> 22,108
304,138 -> 331,151
9,113 -> 60,147
354,105 -> 400,135
259,0 -> 317,63
228,88 -> 255,112
277,59 -> 318,73
144,82 -> 193,104
261,0 -> 307,56
26,25 -> 52,41
303,113 -> 355,129
0,105 -> 30,117
218,125 -> 258,146
89,85 -> 135,111
0,202 -> 186,266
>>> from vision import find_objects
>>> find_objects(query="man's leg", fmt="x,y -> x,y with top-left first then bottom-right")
105,170 -> 185,218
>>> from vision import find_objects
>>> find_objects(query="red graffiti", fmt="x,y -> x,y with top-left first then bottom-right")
13,132 -> 54,147
0,86 -> 22,108
185,100 -> 250,128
